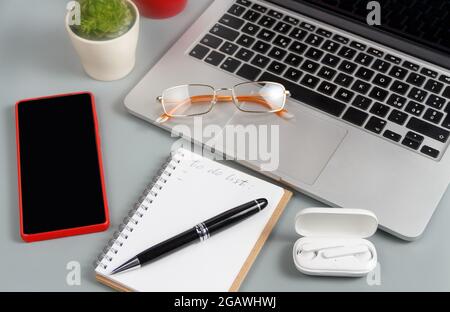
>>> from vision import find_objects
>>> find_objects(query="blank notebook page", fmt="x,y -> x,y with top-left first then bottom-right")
95,148 -> 285,291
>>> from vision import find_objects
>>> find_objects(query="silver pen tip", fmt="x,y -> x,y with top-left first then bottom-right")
111,258 -> 141,275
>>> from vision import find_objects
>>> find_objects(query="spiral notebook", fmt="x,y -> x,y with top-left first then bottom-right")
95,148 -> 292,292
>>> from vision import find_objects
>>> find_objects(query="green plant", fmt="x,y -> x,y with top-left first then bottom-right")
70,0 -> 135,40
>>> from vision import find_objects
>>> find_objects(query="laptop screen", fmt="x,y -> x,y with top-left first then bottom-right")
286,0 -> 450,56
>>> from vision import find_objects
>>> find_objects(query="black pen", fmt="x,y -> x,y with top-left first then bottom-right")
111,198 -> 268,274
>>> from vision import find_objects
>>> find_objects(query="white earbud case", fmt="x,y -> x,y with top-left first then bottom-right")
293,208 -> 378,277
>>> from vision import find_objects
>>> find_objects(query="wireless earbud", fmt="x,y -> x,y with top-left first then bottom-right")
322,245 -> 370,259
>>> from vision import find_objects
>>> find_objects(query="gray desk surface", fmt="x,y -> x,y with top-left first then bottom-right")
1,0 -> 449,292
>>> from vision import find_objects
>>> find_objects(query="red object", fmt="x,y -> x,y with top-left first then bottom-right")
15,92 -> 110,242
133,0 -> 187,19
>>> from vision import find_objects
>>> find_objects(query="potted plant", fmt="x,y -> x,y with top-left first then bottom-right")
66,0 -> 140,81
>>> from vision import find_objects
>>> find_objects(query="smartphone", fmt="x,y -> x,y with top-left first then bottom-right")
15,92 -> 109,242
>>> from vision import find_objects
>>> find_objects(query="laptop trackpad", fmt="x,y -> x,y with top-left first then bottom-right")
222,108 -> 348,185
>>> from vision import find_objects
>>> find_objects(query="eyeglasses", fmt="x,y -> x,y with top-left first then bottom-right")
156,81 -> 292,123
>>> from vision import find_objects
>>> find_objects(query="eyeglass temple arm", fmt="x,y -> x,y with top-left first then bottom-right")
156,93 -> 291,123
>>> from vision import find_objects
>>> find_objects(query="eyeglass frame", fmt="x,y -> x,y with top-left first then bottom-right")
156,81 -> 291,118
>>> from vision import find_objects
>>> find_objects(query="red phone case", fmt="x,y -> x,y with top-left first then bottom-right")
15,92 -> 110,242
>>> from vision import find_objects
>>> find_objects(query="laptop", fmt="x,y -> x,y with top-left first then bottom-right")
124,0 -> 450,240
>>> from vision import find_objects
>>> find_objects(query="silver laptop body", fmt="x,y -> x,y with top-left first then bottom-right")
125,0 -> 450,240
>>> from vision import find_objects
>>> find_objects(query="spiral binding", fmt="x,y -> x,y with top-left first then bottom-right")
94,150 -> 185,270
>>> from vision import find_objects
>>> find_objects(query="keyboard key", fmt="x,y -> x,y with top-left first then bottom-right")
219,13 -> 245,30
317,28 -> 332,38
444,86 -> 450,99
424,80 -> 444,94
338,47 -> 357,59
260,72 -> 346,116
301,60 -> 320,73
220,57 -> 242,73
305,34 -> 324,46
235,48 -> 254,61
251,3 -> 267,13
343,107 -> 369,126
372,59 -> 391,73
420,68 -> 438,78
402,137 -> 421,150
338,60 -> 357,74
268,61 -> 287,74
406,131 -> 424,144
257,29 -> 276,41
300,74 -> 320,88
228,4 -> 246,17
334,73 -> 354,87
355,53 -> 374,66
219,41 -> 239,55
442,114 -> 450,129
367,48 -> 383,58
407,117 -> 450,143
383,130 -> 402,142
405,101 -> 425,116
189,44 -> 210,60
284,16 -> 299,25
423,108 -> 444,124
365,116 -> 387,134
352,95 -> 372,110
268,47 -> 287,60
408,87 -> 428,102
426,95 -> 446,109
403,61 -> 419,71
236,64 -> 261,80
369,87 -> 389,101
333,34 -> 349,44
370,102 -> 390,117
200,34 -> 223,49
439,75 -> 450,84
285,53 -> 303,67
335,88 -> 355,103
318,81 -> 337,95
289,27 -> 307,40
373,74 -> 392,87
251,54 -> 270,68
284,67 -> 303,82
241,22 -> 260,35
274,22 -> 292,34
205,50 -> 226,66
388,109 -> 408,125
388,66 -> 408,80
421,145 -> 439,158
210,24 -> 239,41
350,41 -> 366,51
236,34 -> 255,48
237,0 -> 252,7
321,54 -> 341,67
289,41 -> 308,54
406,73 -> 426,86
273,35 -> 291,48
268,9 -> 283,19
387,94 -> 407,109
258,16 -> 277,28
351,80 -> 371,94
321,40 -> 340,53
252,40 -> 271,53
300,22 -> 315,31
390,80 -> 410,95
355,67 -> 375,80
385,54 -> 401,64
242,10 -> 261,22
318,66 -> 337,80
305,47 -> 324,61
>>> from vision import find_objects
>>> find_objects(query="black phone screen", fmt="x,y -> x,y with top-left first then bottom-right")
17,93 -> 107,235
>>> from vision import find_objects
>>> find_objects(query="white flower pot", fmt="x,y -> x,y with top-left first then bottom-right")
65,0 -> 140,81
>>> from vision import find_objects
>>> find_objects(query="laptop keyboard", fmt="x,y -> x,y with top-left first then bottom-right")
188,0 -> 450,160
